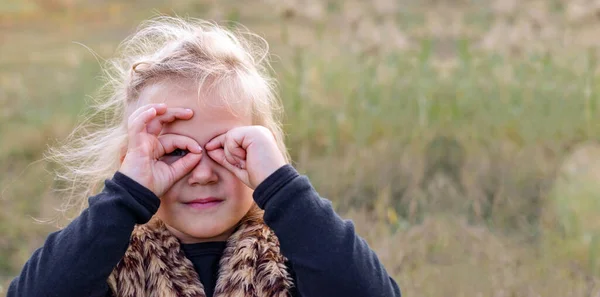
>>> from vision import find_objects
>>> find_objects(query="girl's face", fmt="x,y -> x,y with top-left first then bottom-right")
137,79 -> 255,243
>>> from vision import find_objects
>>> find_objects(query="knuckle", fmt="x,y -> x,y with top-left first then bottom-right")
138,144 -> 151,155
256,125 -> 271,135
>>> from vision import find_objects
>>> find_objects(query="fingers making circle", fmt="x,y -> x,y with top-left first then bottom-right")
156,134 -> 203,180
204,133 -> 225,151
157,134 -> 203,160
127,103 -> 169,137
126,104 -> 194,150
127,106 -> 160,150
128,103 -> 167,127
145,107 -> 194,135
206,132 -> 246,168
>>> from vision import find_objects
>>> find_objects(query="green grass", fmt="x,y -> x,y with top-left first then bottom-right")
3,0 -> 600,295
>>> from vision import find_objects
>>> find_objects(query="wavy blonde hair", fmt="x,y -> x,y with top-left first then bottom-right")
46,15 -> 289,221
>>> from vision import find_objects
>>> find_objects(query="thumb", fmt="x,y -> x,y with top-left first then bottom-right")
207,149 -> 248,182
169,152 -> 202,181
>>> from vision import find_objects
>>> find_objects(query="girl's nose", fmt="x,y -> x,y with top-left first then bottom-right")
187,155 -> 218,185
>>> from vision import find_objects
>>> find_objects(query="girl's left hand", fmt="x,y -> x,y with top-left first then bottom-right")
204,126 -> 287,190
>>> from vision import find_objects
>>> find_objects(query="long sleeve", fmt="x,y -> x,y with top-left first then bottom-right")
253,165 -> 401,297
7,172 -> 160,297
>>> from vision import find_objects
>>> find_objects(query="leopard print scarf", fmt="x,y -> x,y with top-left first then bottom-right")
107,215 -> 294,297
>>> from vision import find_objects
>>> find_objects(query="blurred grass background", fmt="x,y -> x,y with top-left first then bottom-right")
3,0 -> 600,295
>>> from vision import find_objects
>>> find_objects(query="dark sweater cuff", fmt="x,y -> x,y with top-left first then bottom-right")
113,171 -> 160,216
253,164 -> 299,209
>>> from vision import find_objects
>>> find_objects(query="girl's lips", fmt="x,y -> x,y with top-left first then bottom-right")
188,197 -> 222,204
185,197 -> 223,210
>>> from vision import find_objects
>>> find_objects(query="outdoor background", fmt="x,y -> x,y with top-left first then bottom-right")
3,0 -> 600,295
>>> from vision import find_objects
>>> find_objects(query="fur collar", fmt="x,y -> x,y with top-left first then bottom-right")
107,214 -> 294,297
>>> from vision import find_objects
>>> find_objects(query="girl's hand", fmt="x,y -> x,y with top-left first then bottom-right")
205,126 -> 287,190
119,103 -> 203,197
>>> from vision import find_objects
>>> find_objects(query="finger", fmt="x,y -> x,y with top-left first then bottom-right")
206,148 -> 225,166
126,107 -> 156,153
128,103 -> 167,124
205,133 -> 225,150
223,141 -> 239,167
228,145 -> 246,161
235,158 -> 246,170
157,134 -> 203,158
207,132 -> 246,160
207,149 -> 245,174
129,107 -> 158,139
168,152 -> 203,182
146,108 -> 194,135
208,148 -> 240,169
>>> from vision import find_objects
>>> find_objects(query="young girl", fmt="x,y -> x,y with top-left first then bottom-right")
8,16 -> 401,297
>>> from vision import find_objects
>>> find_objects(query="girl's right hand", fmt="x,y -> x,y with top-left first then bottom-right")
119,103 -> 203,197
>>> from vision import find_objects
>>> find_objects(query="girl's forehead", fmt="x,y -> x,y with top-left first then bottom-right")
130,79 -> 252,118
161,101 -> 252,146
130,79 -> 252,144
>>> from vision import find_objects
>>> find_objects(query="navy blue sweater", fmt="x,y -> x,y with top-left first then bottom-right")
8,164 -> 401,297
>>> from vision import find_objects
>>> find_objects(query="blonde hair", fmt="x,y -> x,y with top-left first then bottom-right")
47,15 -> 289,220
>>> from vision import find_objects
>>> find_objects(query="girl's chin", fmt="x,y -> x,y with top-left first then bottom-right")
164,223 -> 234,243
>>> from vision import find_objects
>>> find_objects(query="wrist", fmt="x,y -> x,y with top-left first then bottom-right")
252,159 -> 287,189
254,162 -> 288,189
113,171 -> 161,218
253,164 -> 299,208
119,162 -> 153,194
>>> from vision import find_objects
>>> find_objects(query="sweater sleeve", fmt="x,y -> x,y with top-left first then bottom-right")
7,172 -> 160,297
253,164 -> 402,297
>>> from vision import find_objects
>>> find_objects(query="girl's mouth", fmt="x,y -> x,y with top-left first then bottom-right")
185,197 -> 223,210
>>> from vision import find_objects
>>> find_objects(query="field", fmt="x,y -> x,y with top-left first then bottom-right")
3,0 -> 600,295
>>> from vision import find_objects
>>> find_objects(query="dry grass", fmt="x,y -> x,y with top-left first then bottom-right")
3,0 -> 600,295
